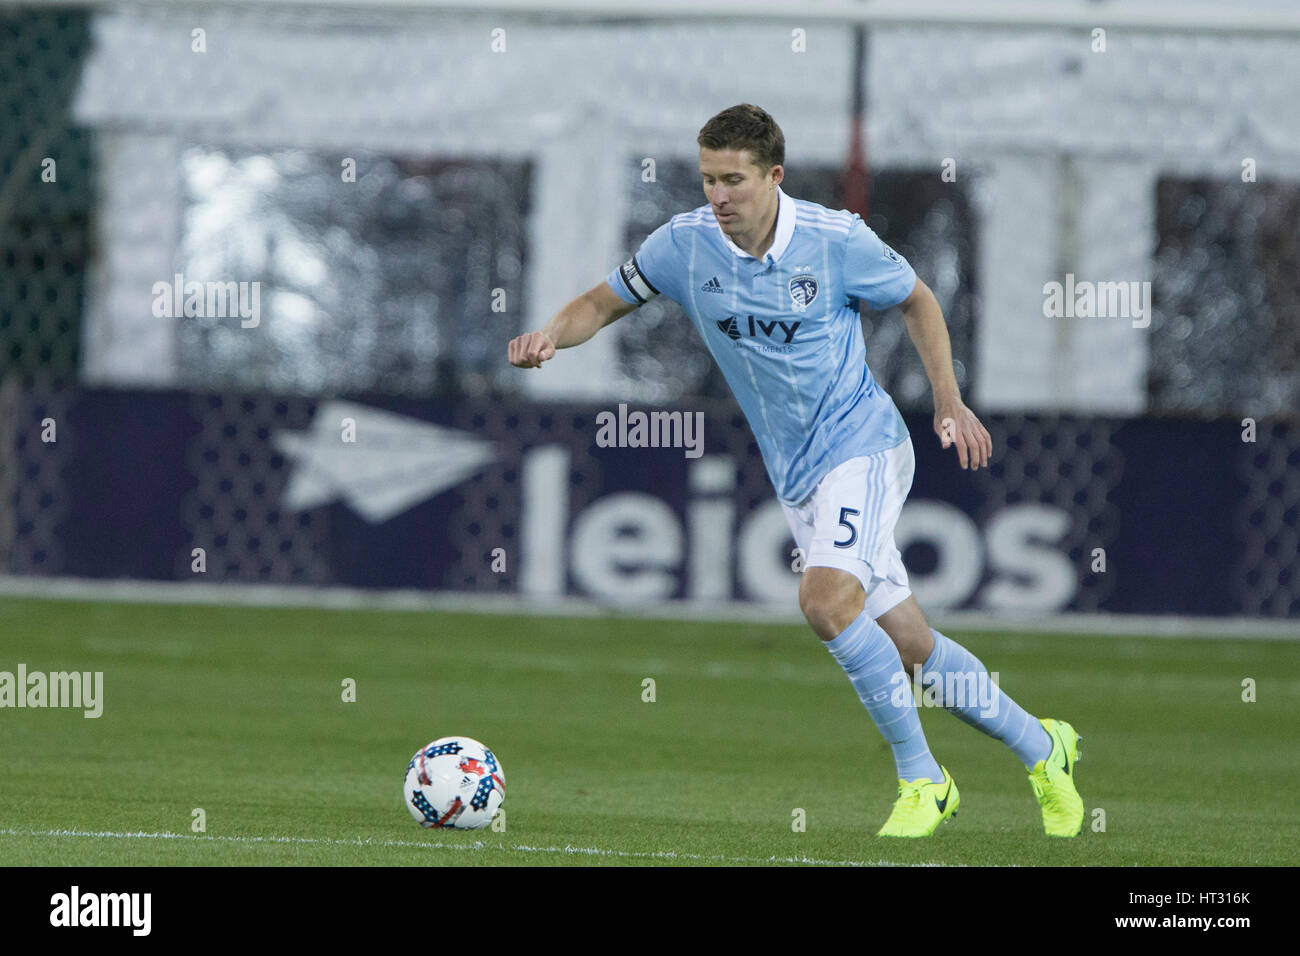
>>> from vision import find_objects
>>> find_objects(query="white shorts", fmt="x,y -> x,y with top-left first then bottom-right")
781,437 -> 914,620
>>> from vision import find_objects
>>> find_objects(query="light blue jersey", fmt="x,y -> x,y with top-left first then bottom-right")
606,186 -> 918,506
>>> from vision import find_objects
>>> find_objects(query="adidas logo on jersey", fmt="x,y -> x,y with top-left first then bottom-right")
701,277 -> 724,294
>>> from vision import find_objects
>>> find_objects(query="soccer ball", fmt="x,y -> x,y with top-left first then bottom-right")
403,736 -> 505,830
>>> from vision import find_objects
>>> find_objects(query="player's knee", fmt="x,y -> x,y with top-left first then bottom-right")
799,573 -> 865,642
798,596 -> 834,641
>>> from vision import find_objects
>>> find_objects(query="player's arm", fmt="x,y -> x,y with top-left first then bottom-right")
508,282 -> 637,369
898,277 -> 992,471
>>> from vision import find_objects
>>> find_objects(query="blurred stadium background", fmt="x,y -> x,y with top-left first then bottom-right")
1,0 -> 1298,629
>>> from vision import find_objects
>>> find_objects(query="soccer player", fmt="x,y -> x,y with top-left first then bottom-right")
507,104 -> 1083,838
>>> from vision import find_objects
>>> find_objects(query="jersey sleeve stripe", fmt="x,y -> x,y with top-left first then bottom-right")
619,255 -> 659,303
633,255 -> 660,295
616,260 -> 645,303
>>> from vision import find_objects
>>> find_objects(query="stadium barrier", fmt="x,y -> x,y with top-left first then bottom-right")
2,382 -> 1294,618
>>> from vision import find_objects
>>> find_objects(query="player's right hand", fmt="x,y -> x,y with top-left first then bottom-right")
508,330 -> 557,369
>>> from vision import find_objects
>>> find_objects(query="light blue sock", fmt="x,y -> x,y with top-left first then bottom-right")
922,628 -> 1052,768
825,610 -> 944,783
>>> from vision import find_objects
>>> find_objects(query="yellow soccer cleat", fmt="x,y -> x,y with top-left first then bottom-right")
1028,718 -> 1084,837
876,766 -> 959,837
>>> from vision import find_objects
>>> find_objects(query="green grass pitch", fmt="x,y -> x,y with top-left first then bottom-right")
1,596 -> 1297,866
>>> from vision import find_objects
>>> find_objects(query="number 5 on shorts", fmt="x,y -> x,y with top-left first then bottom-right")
834,506 -> 860,548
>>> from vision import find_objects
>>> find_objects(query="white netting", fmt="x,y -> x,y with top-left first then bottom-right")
57,2 -> 1300,415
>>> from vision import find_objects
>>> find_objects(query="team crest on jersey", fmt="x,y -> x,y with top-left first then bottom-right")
788,274 -> 818,311
882,245 -> 902,265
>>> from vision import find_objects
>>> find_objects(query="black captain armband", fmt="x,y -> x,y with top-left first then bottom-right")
617,256 -> 661,304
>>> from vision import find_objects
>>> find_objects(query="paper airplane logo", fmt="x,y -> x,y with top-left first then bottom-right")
274,401 -> 496,524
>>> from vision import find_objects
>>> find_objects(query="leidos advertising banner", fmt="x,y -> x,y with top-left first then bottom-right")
3,387 -> 1294,617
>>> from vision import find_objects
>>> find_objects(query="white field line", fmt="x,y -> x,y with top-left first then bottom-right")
0,827 -> 963,867
0,574 -> 1296,640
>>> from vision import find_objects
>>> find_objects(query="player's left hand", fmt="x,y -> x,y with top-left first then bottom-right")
934,401 -> 992,471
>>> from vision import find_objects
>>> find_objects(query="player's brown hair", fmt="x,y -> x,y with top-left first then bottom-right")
697,104 -> 785,173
